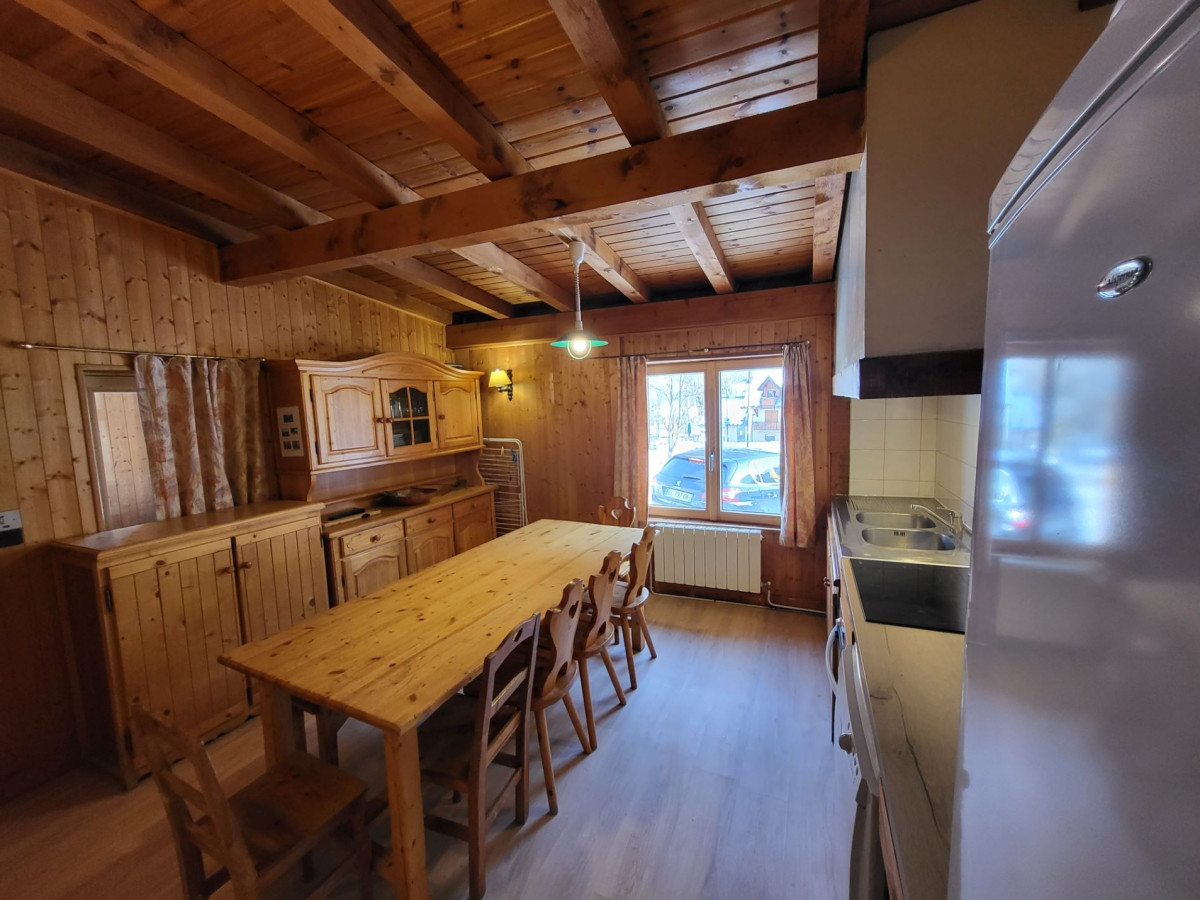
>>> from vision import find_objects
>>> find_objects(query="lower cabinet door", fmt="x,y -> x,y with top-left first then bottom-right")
342,540 -> 407,601
406,521 -> 456,574
453,497 -> 495,554
107,538 -> 248,760
234,517 -> 330,643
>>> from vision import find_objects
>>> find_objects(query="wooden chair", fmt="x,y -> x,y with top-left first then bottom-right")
529,579 -> 591,814
597,496 -> 637,527
611,526 -> 659,691
574,551 -> 628,751
130,707 -> 371,900
417,614 -> 541,900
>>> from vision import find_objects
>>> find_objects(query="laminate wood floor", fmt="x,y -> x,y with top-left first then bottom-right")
0,595 -> 853,900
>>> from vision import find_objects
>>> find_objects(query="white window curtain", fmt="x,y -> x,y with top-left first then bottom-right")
134,356 -> 275,520
779,342 -> 817,548
613,355 -> 649,526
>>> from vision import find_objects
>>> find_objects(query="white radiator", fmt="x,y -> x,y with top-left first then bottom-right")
654,524 -> 763,593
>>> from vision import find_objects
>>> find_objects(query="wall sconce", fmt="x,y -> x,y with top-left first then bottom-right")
488,368 -> 513,401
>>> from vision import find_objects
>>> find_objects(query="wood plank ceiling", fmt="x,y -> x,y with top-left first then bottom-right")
0,0 -> 961,324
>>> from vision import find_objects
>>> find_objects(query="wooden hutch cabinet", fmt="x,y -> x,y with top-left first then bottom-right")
266,352 -> 483,498
268,351 -> 497,607
52,502 -> 328,788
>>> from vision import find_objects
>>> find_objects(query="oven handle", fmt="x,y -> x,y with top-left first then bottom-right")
824,619 -> 842,694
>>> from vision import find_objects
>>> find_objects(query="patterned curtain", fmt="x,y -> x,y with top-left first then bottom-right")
134,356 -> 275,520
779,342 -> 817,548
613,355 -> 649,526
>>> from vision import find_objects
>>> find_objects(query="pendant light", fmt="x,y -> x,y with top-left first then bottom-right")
551,239 -> 608,359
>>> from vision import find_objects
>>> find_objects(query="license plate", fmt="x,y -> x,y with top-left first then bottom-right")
664,488 -> 692,502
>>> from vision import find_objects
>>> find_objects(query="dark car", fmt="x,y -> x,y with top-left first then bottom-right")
651,447 -> 781,515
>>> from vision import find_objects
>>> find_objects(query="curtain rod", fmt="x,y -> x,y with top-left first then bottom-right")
616,340 -> 809,361
13,341 -> 265,362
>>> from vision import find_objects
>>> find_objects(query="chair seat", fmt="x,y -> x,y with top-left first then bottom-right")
224,751 -> 367,870
611,581 -> 649,612
419,694 -> 522,785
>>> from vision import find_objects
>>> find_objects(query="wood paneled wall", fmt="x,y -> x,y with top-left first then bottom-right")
0,171 -> 447,800
456,307 -> 850,610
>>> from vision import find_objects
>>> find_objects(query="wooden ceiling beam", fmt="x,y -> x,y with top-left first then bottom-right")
669,202 -> 736,294
0,133 -> 451,324
15,0 -> 417,207
316,271 -> 452,326
0,53 -> 326,231
549,224 -> 650,303
818,0 -> 870,95
811,174 -> 846,282
452,244 -> 572,311
0,132 -> 251,246
446,283 -> 836,350
218,92 -> 866,285
280,0 -> 530,180
13,0 -> 537,318
547,0 -> 698,300
546,0 -> 669,145
368,256 -> 514,319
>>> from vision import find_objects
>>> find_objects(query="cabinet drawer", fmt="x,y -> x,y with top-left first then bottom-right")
340,522 -> 404,556
404,505 -> 453,536
453,494 -> 492,520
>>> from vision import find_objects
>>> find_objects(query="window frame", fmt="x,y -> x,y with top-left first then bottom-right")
78,363 -> 156,531
645,355 -> 784,528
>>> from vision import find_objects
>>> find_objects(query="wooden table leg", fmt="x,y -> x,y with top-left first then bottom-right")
381,729 -> 429,900
257,679 -> 303,765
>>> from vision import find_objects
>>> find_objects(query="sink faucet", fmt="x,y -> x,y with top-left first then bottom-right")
911,503 -> 964,539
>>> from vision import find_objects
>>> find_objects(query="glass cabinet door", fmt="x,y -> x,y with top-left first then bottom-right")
382,381 -> 434,456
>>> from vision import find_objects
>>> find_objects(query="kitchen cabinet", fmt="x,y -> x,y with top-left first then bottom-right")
311,375 -> 387,465
325,487 -> 496,604
405,506 -> 456,574
381,380 -> 436,458
453,494 -> 495,554
52,502 -> 327,788
234,517 -> 329,643
434,380 -> 482,449
266,352 -> 485,501
342,540 -> 408,602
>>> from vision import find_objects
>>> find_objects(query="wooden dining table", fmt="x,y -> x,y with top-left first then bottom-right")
220,518 -> 644,899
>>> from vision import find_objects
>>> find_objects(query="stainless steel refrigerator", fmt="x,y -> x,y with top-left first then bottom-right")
953,0 -> 1200,896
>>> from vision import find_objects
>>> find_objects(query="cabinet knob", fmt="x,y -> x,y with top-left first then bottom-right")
238,561 -> 254,570
371,534 -> 381,543
437,414 -> 446,420
838,733 -> 854,755
376,416 -> 393,424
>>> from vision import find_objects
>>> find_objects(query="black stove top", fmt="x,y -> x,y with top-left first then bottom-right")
848,559 -> 970,634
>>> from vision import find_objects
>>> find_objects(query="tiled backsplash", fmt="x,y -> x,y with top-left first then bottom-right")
849,397 -> 938,498
848,394 -> 981,530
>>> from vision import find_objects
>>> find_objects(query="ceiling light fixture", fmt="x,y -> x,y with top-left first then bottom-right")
551,238 -> 607,360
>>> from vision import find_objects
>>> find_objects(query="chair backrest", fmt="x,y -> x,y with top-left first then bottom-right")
130,706 -> 258,886
624,526 -> 657,600
536,580 -> 585,700
597,496 -> 636,527
580,551 -> 622,648
474,614 -> 541,767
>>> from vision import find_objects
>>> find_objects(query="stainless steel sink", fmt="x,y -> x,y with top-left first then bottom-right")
855,512 -> 937,529
862,528 -> 957,551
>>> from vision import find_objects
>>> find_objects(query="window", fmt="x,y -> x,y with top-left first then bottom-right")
647,358 -> 784,524
79,367 -> 157,530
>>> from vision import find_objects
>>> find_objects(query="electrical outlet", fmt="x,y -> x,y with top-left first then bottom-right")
0,510 -> 24,548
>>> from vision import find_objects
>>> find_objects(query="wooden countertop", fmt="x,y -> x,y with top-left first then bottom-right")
52,500 -> 326,563
835,527 -> 965,900
321,483 -> 494,538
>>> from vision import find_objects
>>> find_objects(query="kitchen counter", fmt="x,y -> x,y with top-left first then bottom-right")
832,501 -> 965,900
321,483 -> 493,538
